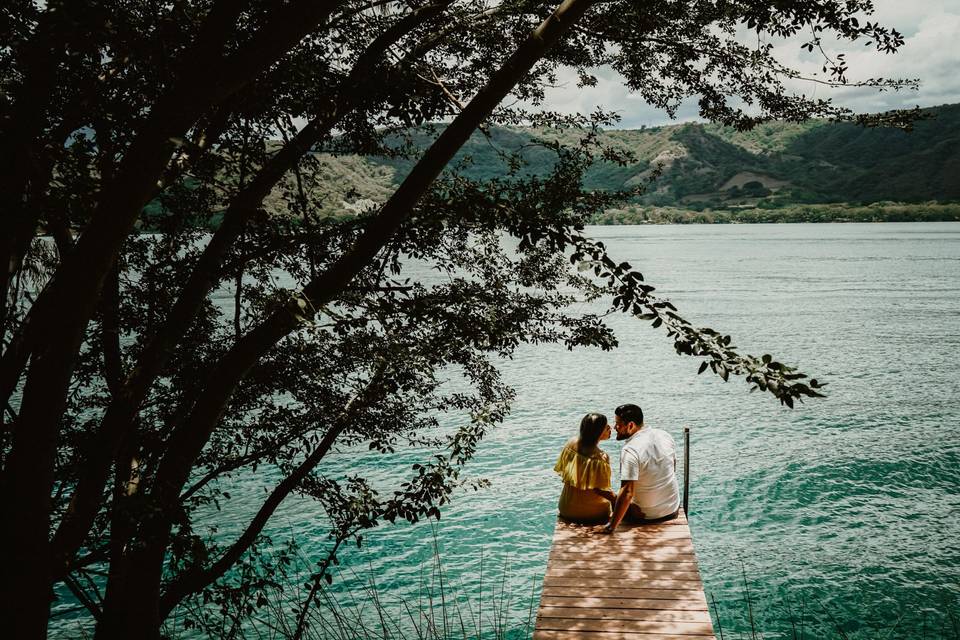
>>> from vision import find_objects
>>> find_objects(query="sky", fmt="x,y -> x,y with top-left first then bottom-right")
534,0 -> 960,129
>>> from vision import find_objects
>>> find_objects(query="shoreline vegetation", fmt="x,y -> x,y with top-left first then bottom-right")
37,201 -> 960,239
294,104 -> 960,226
128,201 -> 960,236
590,202 -> 960,225
125,102 -> 960,232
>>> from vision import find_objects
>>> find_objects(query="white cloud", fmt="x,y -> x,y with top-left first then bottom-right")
770,1 -> 960,113
534,67 -> 702,129
532,0 -> 960,128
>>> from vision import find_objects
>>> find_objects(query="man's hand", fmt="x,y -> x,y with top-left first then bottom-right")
592,488 -> 617,504
607,480 -> 636,534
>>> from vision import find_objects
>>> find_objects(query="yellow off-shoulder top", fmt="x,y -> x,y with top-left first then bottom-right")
554,438 -> 613,524
553,438 -> 612,490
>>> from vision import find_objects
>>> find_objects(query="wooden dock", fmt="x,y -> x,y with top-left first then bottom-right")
534,509 -> 716,639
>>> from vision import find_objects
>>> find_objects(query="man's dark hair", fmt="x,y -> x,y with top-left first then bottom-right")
615,403 -> 643,426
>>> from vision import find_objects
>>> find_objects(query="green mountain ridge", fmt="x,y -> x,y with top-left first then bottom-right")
320,103 -> 960,218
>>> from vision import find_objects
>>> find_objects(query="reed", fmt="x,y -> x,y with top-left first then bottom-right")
708,569 -> 960,640
168,529 -> 540,640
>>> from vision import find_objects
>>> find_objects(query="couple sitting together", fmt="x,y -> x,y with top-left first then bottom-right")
554,403 -> 680,534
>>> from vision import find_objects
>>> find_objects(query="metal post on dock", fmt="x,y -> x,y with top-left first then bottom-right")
538,433 -> 717,639
683,426 -> 690,515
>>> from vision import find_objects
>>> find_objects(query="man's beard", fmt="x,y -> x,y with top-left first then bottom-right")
615,432 -> 629,441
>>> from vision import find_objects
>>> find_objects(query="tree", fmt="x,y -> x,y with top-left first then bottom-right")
0,0 -> 913,636
741,180 -> 772,197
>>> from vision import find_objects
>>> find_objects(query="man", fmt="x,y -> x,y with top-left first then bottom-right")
604,403 -> 680,533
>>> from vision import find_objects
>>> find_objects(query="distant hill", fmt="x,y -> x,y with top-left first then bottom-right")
314,103 -> 960,220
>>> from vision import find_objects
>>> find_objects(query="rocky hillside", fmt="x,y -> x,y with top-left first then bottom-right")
316,103 -> 960,215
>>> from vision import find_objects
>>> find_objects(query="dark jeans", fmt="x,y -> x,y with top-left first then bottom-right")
624,504 -> 679,524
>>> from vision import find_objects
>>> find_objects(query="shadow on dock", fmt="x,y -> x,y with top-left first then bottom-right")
535,509 -> 716,639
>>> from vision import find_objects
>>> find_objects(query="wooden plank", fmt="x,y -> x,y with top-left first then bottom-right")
535,617 -> 715,635
539,596 -> 708,611
538,607 -> 711,623
545,568 -> 702,580
535,509 -> 714,639
543,576 -> 703,590
555,516 -> 688,527
548,551 -> 699,564
550,535 -> 693,545
548,545 -> 696,555
553,528 -> 693,541
557,523 -> 692,535
546,557 -> 701,570
548,542 -> 696,554
552,526 -> 689,534
552,534 -> 692,544
553,529 -> 692,541
541,586 -> 707,602
554,523 -> 692,534
534,632 -> 715,640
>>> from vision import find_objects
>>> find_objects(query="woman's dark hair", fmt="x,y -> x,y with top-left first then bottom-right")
578,412 -> 608,454
615,403 -> 644,426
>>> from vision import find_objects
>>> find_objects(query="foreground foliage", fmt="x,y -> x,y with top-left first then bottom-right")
0,0 -> 914,637
593,202 -> 960,224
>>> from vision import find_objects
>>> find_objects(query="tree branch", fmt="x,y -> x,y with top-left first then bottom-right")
0,3 -> 348,633
159,362 -> 388,618
49,0 -> 450,579
142,1 -> 599,603
62,573 -> 102,622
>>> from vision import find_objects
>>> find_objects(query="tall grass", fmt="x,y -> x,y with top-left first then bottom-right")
170,529 -> 541,640
709,564 -> 960,640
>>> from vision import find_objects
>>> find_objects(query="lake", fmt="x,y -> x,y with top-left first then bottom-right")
52,222 -> 960,638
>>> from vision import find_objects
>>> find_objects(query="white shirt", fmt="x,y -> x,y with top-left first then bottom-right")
620,426 -> 680,519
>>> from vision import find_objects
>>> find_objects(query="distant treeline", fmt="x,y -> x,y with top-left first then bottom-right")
365,103 -> 960,209
147,104 -> 960,229
591,202 -> 960,225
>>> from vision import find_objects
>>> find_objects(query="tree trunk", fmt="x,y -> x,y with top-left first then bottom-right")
0,6 -> 63,353
95,531 -> 167,640
124,0 -> 597,633
94,444 -> 142,639
50,0 -> 447,581
0,4 -> 345,634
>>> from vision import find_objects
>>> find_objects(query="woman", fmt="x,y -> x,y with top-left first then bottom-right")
554,412 -> 616,523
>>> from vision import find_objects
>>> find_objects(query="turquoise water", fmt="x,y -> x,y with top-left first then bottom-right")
54,223 -> 960,638
249,222 -> 960,638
